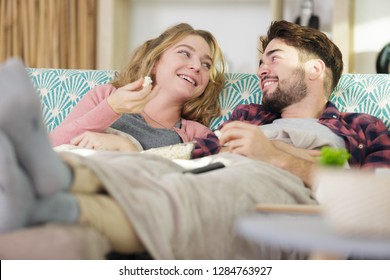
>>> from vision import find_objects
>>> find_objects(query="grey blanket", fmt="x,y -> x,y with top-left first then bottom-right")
72,151 -> 316,259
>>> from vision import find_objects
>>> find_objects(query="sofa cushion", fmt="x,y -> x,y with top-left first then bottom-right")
27,69 -> 390,132
0,224 -> 110,259
331,74 -> 390,129
27,68 -> 116,132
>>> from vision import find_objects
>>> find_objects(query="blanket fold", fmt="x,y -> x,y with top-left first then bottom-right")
69,151 -> 316,259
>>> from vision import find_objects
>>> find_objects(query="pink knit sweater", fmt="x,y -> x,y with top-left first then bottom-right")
49,84 -> 212,147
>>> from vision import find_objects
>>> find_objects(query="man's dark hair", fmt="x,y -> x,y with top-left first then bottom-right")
260,20 -> 343,96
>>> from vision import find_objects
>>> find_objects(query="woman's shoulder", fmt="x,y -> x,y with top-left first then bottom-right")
182,119 -> 210,130
181,119 -> 212,138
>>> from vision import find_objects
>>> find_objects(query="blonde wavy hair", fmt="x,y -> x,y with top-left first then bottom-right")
111,23 -> 226,126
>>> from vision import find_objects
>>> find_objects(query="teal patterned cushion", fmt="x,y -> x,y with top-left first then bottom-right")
210,73 -> 390,131
331,74 -> 390,130
27,69 -> 390,132
209,73 -> 262,130
27,68 -> 116,132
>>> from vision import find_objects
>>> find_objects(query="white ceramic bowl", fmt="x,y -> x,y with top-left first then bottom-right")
314,168 -> 390,238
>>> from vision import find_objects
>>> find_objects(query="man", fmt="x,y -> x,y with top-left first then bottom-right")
194,20 -> 390,188
0,21 -> 389,260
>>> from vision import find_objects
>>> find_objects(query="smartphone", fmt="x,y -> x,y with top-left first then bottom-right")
183,162 -> 225,174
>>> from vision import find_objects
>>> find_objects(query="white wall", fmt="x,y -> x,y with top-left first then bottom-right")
353,0 -> 390,73
129,0 -> 271,73
283,0 -> 333,36
126,0 -> 390,74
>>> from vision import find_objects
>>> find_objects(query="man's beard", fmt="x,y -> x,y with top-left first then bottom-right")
261,67 -> 308,113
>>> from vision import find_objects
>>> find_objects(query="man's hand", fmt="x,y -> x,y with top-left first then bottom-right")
70,131 -> 141,152
107,78 -> 158,114
272,141 -> 321,162
219,121 -> 317,189
219,121 -> 278,162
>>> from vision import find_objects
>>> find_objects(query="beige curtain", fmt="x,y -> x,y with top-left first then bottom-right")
0,0 -> 97,69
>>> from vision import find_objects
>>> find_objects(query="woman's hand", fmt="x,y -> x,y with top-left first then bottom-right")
70,131 -> 141,152
107,78 -> 158,114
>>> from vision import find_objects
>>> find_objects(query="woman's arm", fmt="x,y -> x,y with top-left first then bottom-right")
49,84 -> 120,146
50,79 -> 157,147
70,131 -> 142,152
177,119 -> 213,142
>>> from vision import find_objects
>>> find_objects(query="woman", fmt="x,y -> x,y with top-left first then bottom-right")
49,23 -> 226,152
0,23 -> 227,256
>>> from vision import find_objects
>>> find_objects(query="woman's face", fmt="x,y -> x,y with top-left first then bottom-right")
152,35 -> 212,102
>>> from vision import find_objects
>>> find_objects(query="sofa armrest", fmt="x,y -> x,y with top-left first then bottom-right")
0,224 -> 111,260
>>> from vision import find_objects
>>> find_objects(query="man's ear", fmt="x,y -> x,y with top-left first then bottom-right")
307,59 -> 325,80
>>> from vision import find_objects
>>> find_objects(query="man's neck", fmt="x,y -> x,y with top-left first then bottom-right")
281,99 -> 327,119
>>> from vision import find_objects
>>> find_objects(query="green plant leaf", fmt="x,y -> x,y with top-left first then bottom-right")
318,147 -> 350,167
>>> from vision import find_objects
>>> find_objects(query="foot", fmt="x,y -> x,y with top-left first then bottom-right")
0,131 -> 36,232
0,58 -> 72,197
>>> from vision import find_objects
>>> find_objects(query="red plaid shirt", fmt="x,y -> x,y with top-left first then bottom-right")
193,102 -> 390,169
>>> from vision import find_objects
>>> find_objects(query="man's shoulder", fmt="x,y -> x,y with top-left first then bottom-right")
230,103 -> 280,124
340,110 -> 383,121
231,103 -> 265,118
233,103 -> 263,111
326,101 -> 384,122
336,111 -> 389,134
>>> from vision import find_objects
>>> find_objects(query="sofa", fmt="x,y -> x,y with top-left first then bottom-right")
0,69 -> 389,260
26,68 -> 390,132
